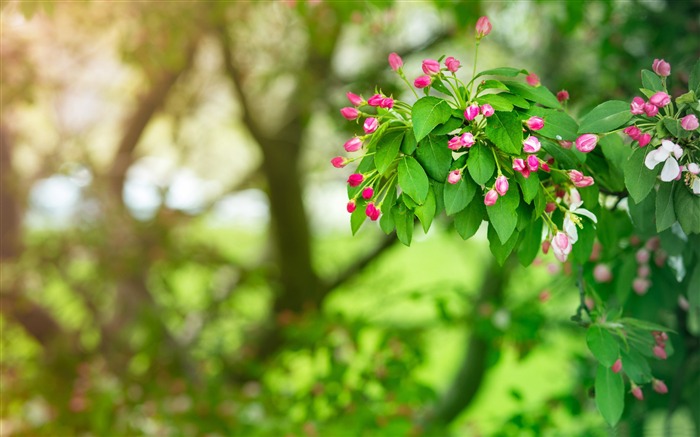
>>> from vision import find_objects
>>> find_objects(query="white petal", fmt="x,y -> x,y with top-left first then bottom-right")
661,139 -> 677,152
673,145 -> 684,160
660,158 -> 680,182
645,150 -> 663,170
692,178 -> 700,195
564,217 -> 578,244
576,208 -> 598,224
569,188 -> 582,206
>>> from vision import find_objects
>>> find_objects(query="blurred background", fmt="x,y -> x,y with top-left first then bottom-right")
1,1 -> 699,436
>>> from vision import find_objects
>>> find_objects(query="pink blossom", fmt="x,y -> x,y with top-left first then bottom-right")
484,189 -> 499,206
414,75 -> 432,88
422,59 -> 441,75
575,134 -> 598,153
367,94 -> 384,107
644,140 -> 683,182
593,264 -> 612,283
632,386 -> 644,401
649,91 -> 671,108
447,169 -> 462,184
681,114 -> 699,131
388,52 -> 403,71
611,359 -> 622,374
644,102 -> 659,117
495,175 -> 509,196
346,92 -> 363,106
623,126 -> 642,140
652,59 -> 671,77
344,137 -> 363,152
346,199 -> 356,213
464,104 -> 480,121
448,136 -> 464,151
340,107 -> 359,120
559,140 -> 573,149
523,135 -> 541,153
513,158 -> 530,178
365,202 -> 381,221
636,249 -> 650,264
541,162 -> 551,172
363,117 -> 379,134
362,187 -> 374,199
552,232 -> 572,262
330,156 -> 347,168
480,104 -> 495,117
379,98 -> 394,109
445,56 -> 461,72
527,155 -> 539,172
557,90 -> 569,102
526,72 -> 540,86
633,277 -> 650,295
652,379 -> 668,394
526,116 -> 545,131
475,16 -> 492,38
542,240 -> 551,254
545,202 -> 556,213
638,133 -> 652,147
630,97 -> 645,115
637,265 -> 650,278
347,173 -> 364,187
653,345 -> 667,360
687,163 -> 700,175
461,132 -> 476,148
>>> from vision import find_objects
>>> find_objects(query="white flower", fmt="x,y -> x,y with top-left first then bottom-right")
692,177 -> 700,195
644,139 -> 683,182
563,188 -> 598,244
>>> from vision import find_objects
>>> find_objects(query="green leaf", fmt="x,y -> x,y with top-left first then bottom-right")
540,138 -> 580,169
595,365 -> 625,427
689,58 -> 700,94
486,187 -> 520,244
475,67 -> 527,79
398,156 -> 430,205
454,202 -> 484,240
375,131 -> 404,176
502,81 -> 561,108
431,180 -> 445,216
416,135 -> 452,182
587,326 -> 620,367
415,186 -> 437,233
379,204 -> 395,235
674,185 -> 700,235
641,69 -> 664,92
578,100 -> 632,134
662,117 -> 682,138
393,199 -> 414,246
624,147 -> 659,204
476,94 -> 514,112
485,111 -> 523,154
517,218 -> 543,267
655,181 -> 676,232
488,225 -> 519,266
628,188 -> 657,238
432,117 -> 464,135
467,144 -> 496,185
687,262 -> 700,336
571,221 -> 596,264
620,347 -> 652,384
525,107 -> 580,141
619,318 -> 673,333
534,188 -> 547,218
444,173 -> 477,215
477,79 -> 509,92
499,93 -> 530,109
350,200 -> 367,235
401,130 -> 417,155
600,134 -> 631,170
516,172 -> 539,204
615,256 -> 637,304
412,96 -> 452,142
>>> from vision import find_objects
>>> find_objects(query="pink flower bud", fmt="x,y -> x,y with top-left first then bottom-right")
556,90 -> 569,102
687,163 -> 700,175
362,186 -> 374,199
575,134 -> 598,153
638,133 -> 652,147
379,98 -> 394,109
347,173 -> 364,187
654,249 -> 667,267
365,202 -> 381,221
636,248 -> 650,264
539,289 -> 551,302
527,155 -> 539,172
480,104 -> 495,117
631,386 -> 644,401
461,132 -> 476,148
475,16 -> 492,38
414,75 -> 432,89
523,135 -> 541,153
681,114 -> 699,131
448,136 -> 463,151
422,59 -> 441,75
593,264 -> 613,283
344,137 -> 363,152
347,92 -> 363,106
637,264 -> 650,278
484,189 -> 499,206
464,104 -> 480,121
346,199 -> 356,213
552,231 -> 572,262
363,117 -> 379,134
632,277 -> 650,295
652,379 -> 668,394
495,175 -> 509,196
630,97 -> 645,115
526,116 -> 545,131
388,52 -> 403,71
541,162 -> 551,172
447,169 -> 462,184
545,202 -> 556,213
526,72 -> 540,87
573,176 -> 594,188
330,156 -> 347,168
623,126 -> 642,140
653,345 -> 667,360
652,59 -> 671,77
542,240 -> 551,254
340,107 -> 359,120
649,91 -> 671,108
589,241 -> 602,262
644,102 -> 659,117
445,56 -> 461,72
559,140 -> 573,149
367,94 -> 384,107
513,158 -> 530,178
611,358 -> 622,374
